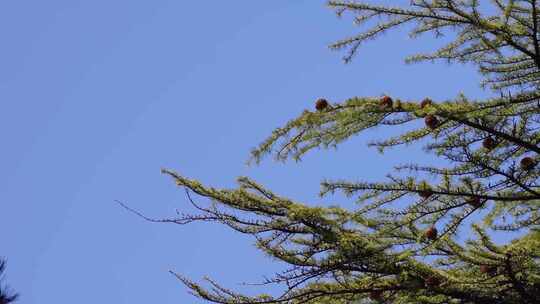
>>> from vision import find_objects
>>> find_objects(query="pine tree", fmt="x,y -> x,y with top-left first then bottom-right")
0,260 -> 18,304
137,1 -> 540,303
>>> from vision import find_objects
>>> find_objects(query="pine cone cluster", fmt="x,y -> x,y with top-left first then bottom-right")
380,96 -> 393,109
315,98 -> 329,111
425,227 -> 438,240
520,157 -> 536,170
425,115 -> 439,129
483,137 -> 497,150
419,190 -> 433,199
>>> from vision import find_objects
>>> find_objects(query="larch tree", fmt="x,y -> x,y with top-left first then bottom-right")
129,1 -> 540,303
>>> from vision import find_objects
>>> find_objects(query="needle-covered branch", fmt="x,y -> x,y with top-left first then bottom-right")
136,166 -> 540,304
328,0 -> 540,89
148,92 -> 540,303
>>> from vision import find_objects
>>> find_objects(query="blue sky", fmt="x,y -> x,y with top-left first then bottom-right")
2,1 -> 494,303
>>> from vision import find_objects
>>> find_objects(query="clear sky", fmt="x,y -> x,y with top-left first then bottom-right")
2,1 -> 494,303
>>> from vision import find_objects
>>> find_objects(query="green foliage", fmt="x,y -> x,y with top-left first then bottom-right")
133,1 -> 540,304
